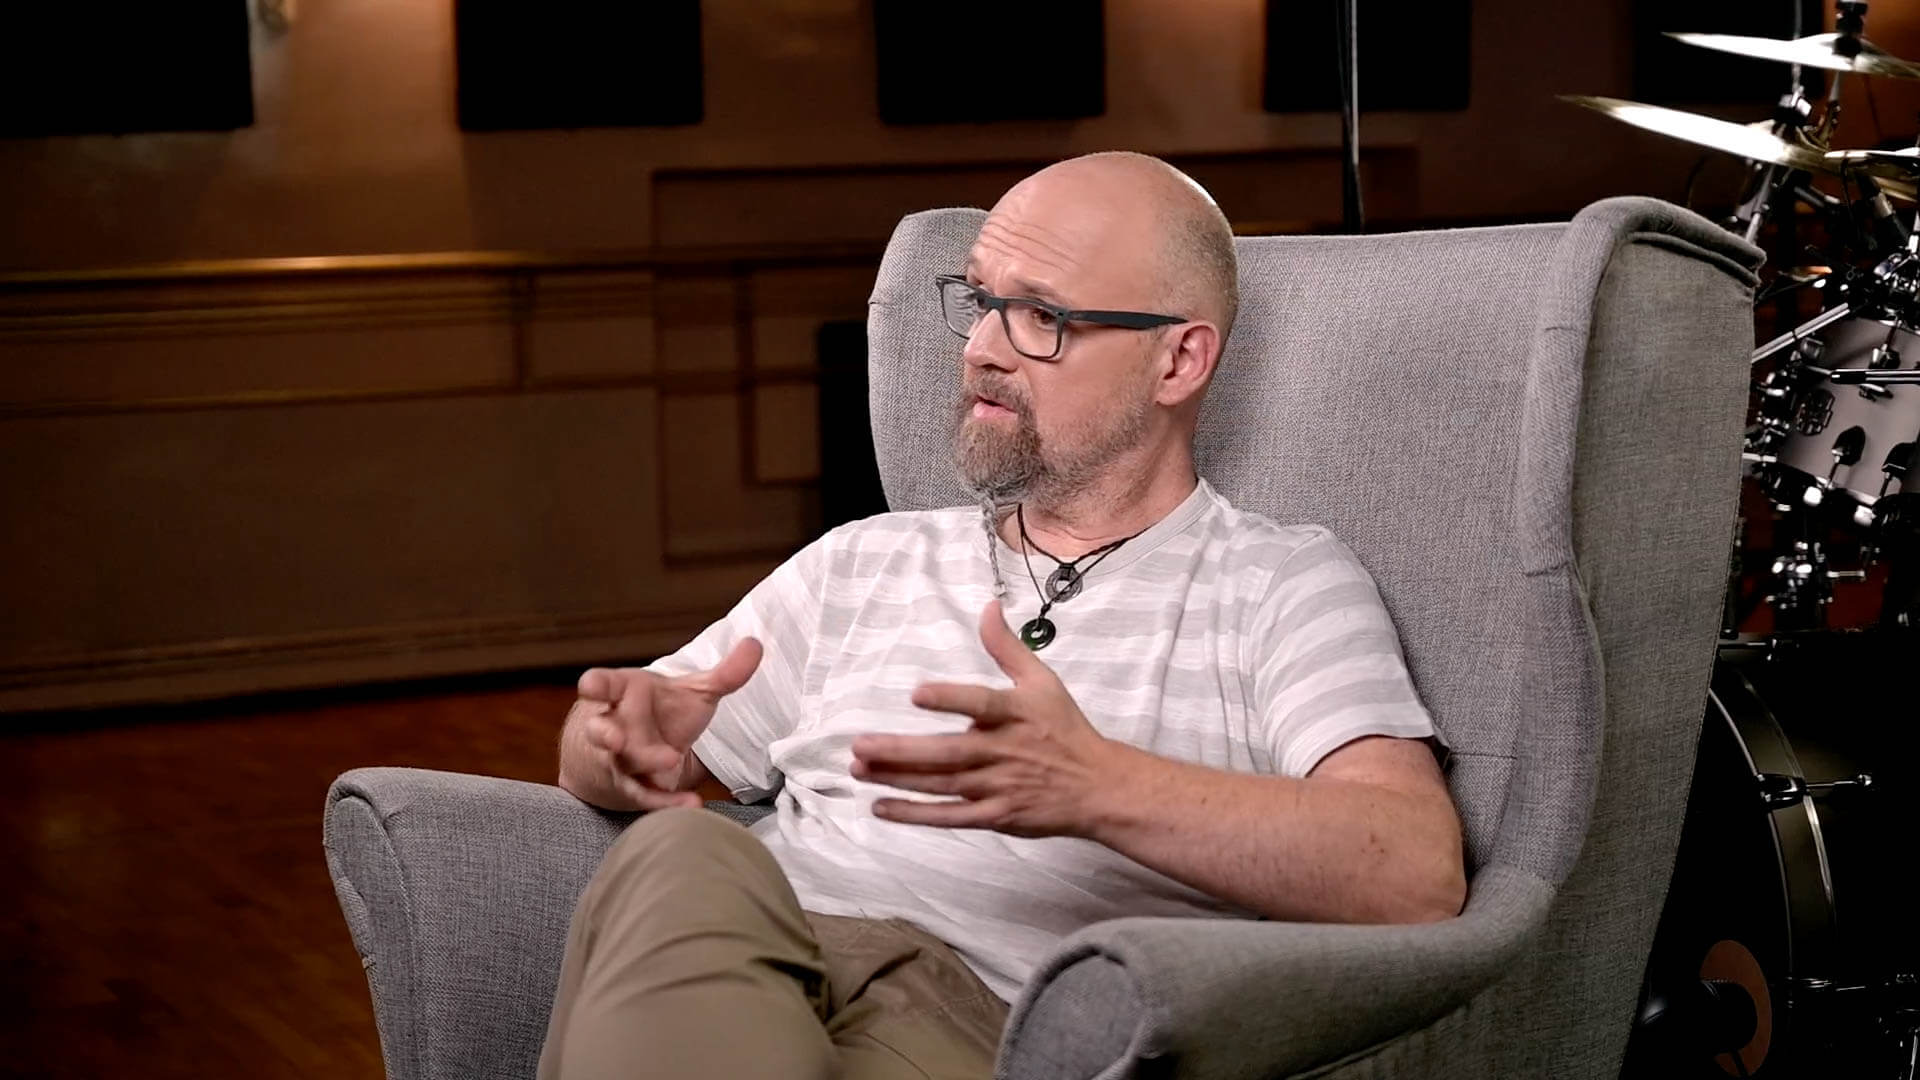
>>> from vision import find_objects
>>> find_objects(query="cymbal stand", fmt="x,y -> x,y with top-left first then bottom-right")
1733,88 -> 1817,244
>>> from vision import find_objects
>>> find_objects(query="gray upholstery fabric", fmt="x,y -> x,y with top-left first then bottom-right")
323,768 -> 774,1080
997,865 -> 1554,1080
324,769 -> 636,1080
324,196 -> 1759,1079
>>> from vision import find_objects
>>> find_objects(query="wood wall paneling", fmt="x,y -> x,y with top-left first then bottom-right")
0,273 -> 517,413
754,383 -> 823,485
661,391 -> 819,562
524,270 -> 658,383
0,250 -> 876,713
651,148 -> 1422,249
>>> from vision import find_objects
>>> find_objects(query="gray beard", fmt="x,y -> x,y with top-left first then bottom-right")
949,381 -> 1154,509
953,405 -> 1041,503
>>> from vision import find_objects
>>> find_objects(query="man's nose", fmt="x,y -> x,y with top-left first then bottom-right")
962,311 -> 1017,370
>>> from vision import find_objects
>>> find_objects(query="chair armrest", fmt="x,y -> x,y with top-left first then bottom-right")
323,766 -> 772,1080
995,864 -> 1555,1080
323,767 -> 638,1080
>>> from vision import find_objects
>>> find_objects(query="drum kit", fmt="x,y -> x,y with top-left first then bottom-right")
1565,4 -> 1920,1077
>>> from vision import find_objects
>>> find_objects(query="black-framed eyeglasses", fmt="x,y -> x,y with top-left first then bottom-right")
934,274 -> 1186,362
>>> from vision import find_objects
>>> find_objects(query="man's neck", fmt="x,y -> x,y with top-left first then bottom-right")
1001,458 -> 1199,562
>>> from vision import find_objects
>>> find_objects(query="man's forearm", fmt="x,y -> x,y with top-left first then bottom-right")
1082,742 -> 1465,925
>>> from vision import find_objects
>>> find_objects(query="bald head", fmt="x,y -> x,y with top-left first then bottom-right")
954,153 -> 1237,507
995,151 -> 1238,347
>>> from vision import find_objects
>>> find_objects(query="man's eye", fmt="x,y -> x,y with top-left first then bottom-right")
1021,305 -> 1059,329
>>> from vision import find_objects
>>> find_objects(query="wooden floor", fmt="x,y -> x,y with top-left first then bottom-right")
0,674 -> 586,1079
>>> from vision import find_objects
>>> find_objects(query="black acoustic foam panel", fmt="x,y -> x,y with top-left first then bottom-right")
456,0 -> 703,131
1264,0 -> 1470,113
874,0 -> 1105,124
0,2 -> 254,137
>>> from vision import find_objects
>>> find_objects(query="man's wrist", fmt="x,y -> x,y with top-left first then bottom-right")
1079,739 -> 1163,846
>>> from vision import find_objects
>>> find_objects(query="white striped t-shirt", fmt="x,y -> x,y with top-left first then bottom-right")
657,478 -> 1436,1002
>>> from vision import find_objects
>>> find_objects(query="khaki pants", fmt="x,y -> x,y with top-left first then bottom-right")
538,807 -> 1011,1080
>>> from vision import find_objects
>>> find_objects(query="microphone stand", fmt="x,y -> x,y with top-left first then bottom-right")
1336,0 -> 1363,232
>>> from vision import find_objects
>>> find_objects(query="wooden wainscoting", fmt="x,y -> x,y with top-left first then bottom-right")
0,147 -> 1405,715
0,246 -> 879,714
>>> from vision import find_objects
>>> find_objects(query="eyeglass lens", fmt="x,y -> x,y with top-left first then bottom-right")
940,281 -> 1060,359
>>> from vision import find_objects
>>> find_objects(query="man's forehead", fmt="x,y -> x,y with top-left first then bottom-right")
967,191 -> 1147,298
967,218 -> 1081,289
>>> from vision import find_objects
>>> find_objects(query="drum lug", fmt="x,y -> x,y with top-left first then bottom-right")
1755,771 -> 1876,809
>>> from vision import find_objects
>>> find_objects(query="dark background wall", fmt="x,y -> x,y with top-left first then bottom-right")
2,0 -> 1913,712
2,0 -> 1723,269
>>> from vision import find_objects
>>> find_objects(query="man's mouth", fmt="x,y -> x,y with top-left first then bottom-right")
969,392 -> 1015,420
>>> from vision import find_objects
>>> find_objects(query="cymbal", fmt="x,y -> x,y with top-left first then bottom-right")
1815,151 -> 1920,201
1667,32 -> 1920,80
1825,147 -> 1920,176
1560,95 -> 1834,172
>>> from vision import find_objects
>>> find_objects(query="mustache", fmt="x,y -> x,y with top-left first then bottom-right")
958,376 -> 1033,419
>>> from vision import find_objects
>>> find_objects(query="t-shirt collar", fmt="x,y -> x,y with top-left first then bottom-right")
994,477 -> 1216,583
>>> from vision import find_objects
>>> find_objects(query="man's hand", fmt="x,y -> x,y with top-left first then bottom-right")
559,638 -> 763,812
849,601 -> 1123,838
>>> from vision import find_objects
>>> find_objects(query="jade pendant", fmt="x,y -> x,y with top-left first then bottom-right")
1019,616 -> 1056,650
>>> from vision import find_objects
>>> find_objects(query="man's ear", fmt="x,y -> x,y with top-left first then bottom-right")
1154,321 -> 1221,408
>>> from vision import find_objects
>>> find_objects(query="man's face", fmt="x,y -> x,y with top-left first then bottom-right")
951,174 -> 1164,503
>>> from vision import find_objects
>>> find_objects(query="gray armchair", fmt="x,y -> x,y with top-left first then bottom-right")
325,196 -> 1760,1079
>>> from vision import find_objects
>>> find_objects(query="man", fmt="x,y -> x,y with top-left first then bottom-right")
540,151 -> 1465,1080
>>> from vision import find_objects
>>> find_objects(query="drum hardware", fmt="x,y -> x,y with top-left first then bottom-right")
1763,541 -> 1835,628
1793,426 -> 1864,508
1816,424 -> 1866,497
1881,443 -> 1916,491
1824,367 -> 1920,384
1574,6 -> 1920,1072
1743,298 -> 1920,626
1754,771 -> 1875,809
1627,635 -> 1920,1078
1754,306 -> 1853,368
1635,976 -> 1762,1062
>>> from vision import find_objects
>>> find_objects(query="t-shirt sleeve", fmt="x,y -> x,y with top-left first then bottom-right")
650,536 -> 826,803
1250,528 -> 1438,777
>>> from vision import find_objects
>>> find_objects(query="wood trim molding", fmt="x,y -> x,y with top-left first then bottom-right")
0,603 -> 750,714
0,242 -> 888,290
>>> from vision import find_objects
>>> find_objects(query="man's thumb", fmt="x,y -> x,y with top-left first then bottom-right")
705,637 -> 764,696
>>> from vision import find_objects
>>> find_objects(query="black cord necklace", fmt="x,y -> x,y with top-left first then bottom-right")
1013,504 -> 1144,650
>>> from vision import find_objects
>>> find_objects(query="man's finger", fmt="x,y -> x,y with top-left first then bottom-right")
910,682 -> 1020,726
699,637 -> 764,697
577,667 -> 626,703
978,600 -> 1047,683
851,732 -> 997,772
615,742 -> 684,778
858,768 -> 974,796
614,774 -> 704,812
873,795 -> 1007,830
585,713 -> 622,753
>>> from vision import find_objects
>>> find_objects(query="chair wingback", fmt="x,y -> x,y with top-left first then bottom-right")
867,197 -> 1760,1075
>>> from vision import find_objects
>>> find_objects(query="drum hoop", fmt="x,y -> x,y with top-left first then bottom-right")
1708,659 -> 1842,982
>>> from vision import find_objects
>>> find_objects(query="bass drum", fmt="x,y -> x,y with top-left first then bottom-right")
1626,634 -> 1920,1078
